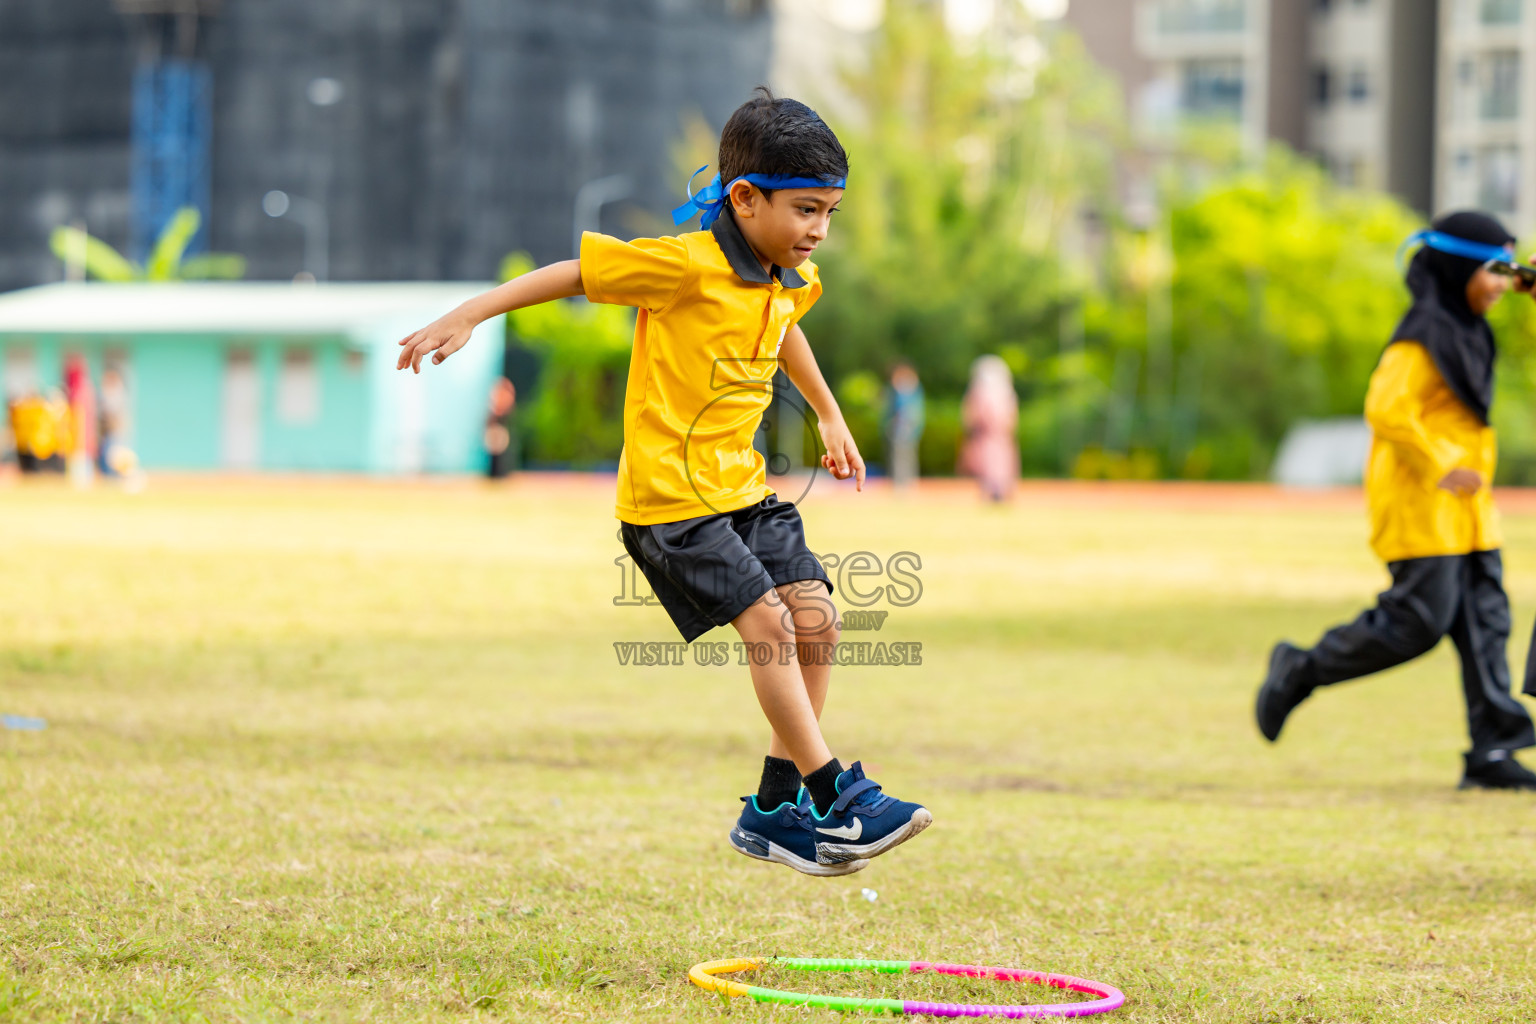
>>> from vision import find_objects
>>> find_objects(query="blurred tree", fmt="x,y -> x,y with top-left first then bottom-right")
499,253 -> 632,468
1488,256 -> 1536,484
49,207 -> 245,282
1081,148 -> 1422,480
800,0 -> 1122,473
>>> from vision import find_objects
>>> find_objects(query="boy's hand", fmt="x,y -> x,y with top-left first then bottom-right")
1438,467 -> 1484,495
817,417 -> 866,491
396,314 -> 476,373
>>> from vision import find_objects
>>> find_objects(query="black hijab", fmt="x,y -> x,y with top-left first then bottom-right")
1389,210 -> 1516,425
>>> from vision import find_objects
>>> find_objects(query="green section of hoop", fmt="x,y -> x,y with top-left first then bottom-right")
768,957 -> 913,973
743,962 -> 913,1015
747,984 -> 906,1014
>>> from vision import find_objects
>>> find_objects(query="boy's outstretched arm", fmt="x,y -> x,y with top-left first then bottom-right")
778,323 -> 865,490
396,260 -> 585,373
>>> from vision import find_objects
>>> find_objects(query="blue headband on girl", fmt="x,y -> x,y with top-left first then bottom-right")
1398,230 -> 1515,268
671,165 -> 847,229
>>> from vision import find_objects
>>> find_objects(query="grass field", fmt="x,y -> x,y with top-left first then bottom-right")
6,474 -> 1536,1023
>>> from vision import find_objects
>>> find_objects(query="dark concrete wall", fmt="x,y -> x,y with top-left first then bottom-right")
0,0 -> 134,290
1387,0 -> 1438,216
0,0 -> 771,290
1265,0 -> 1310,154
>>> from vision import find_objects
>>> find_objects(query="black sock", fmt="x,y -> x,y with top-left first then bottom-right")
756,755 -> 802,810
803,758 -> 845,817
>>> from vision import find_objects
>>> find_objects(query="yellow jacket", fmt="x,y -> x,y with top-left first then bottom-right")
1364,341 -> 1500,562
8,394 -> 71,460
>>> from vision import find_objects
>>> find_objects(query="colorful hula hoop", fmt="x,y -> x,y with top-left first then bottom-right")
688,956 -> 1125,1018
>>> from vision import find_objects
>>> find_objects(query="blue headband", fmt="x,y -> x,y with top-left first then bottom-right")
671,165 -> 847,229
1398,229 -> 1515,269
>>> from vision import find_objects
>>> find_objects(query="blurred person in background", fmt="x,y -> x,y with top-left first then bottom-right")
485,376 -> 517,479
9,388 -> 71,474
98,365 -> 131,477
1257,211 -> 1536,790
64,355 -> 97,486
884,361 -> 924,492
960,354 -> 1018,502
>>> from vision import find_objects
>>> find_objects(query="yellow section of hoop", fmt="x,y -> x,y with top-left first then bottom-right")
688,957 -> 764,999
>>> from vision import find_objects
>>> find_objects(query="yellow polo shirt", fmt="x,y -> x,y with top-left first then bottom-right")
580,212 -> 823,525
1364,340 -> 1500,562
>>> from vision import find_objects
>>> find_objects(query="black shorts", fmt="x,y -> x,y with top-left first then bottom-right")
620,495 -> 833,643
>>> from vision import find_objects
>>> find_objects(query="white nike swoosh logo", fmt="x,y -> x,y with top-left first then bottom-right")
816,818 -> 863,840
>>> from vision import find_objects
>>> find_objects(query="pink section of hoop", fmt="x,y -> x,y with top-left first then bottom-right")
905,962 -> 1125,1018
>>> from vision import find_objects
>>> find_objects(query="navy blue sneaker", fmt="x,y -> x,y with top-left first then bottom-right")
806,761 -> 931,864
729,796 -> 870,876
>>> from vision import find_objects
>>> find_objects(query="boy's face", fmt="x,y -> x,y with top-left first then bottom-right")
728,181 -> 843,271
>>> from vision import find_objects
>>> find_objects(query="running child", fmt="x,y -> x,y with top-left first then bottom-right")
395,88 -> 932,873
1256,211 -> 1536,790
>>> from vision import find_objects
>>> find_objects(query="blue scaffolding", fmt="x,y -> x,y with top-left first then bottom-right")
129,57 -> 212,263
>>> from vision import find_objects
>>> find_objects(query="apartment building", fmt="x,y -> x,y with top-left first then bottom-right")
1070,0 -> 1437,215
1134,0 -> 1304,156
1307,0 -> 1436,212
1437,0 -> 1535,228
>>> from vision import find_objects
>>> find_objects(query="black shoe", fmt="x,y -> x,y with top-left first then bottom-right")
1459,750 -> 1536,791
1255,642 -> 1314,743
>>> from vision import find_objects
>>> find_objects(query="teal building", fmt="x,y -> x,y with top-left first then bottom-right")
0,283 -> 504,473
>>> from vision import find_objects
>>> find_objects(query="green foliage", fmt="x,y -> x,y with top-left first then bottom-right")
47,227 -> 139,282
177,252 -> 248,280
48,207 -> 247,282
800,2 -> 1434,480
144,207 -> 201,280
1488,265 -> 1536,483
1081,149 -> 1423,479
499,253 -> 633,468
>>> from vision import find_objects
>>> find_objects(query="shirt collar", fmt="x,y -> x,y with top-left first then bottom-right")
710,208 -> 808,289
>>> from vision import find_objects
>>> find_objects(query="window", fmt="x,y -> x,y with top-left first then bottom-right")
1347,67 -> 1369,102
1312,66 -> 1332,105
1453,58 -> 1478,122
277,347 -> 320,425
1181,58 -> 1245,120
1482,0 -> 1522,25
1481,50 -> 1521,120
1332,156 -> 1363,186
1479,145 -> 1520,214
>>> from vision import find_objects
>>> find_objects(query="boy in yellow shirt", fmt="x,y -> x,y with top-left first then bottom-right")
396,89 -> 930,874
1257,211 -> 1536,790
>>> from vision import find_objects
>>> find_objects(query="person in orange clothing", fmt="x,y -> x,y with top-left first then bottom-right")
1256,211 -> 1536,790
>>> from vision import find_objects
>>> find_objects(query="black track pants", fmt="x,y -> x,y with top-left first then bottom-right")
1301,550 -> 1535,754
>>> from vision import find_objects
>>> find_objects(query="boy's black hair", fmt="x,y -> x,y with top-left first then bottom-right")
718,86 -> 848,198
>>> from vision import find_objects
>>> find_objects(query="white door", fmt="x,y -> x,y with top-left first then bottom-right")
222,349 -> 260,469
